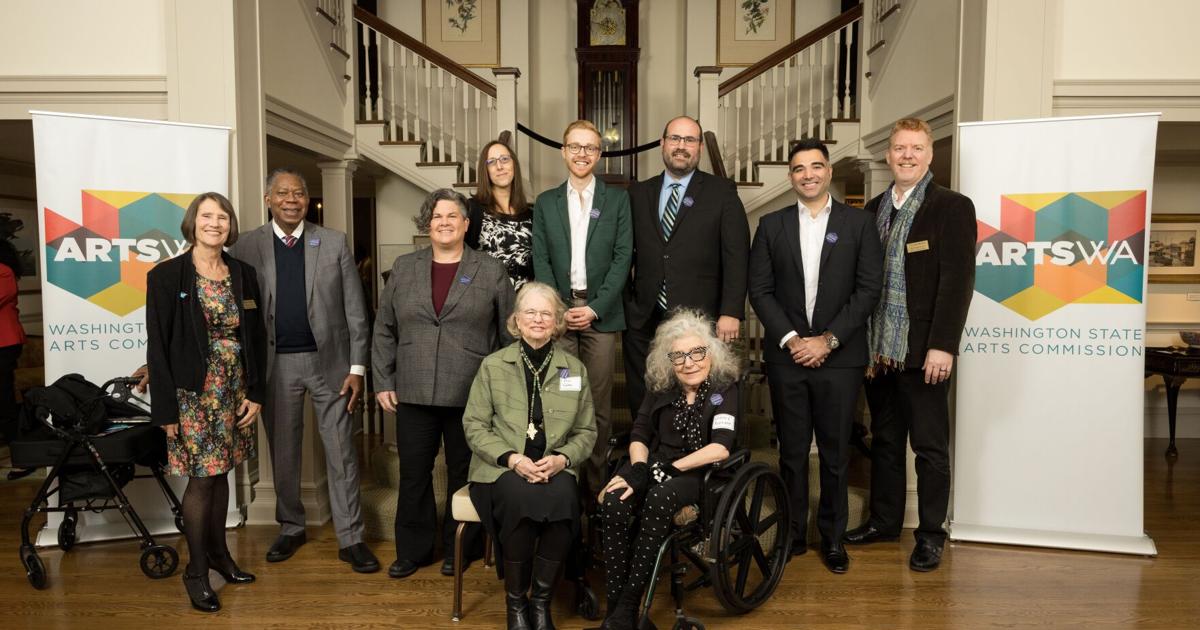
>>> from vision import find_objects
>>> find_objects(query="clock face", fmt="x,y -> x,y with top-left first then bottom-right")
590,0 -> 626,46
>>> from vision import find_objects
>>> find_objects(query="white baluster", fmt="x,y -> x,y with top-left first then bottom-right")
844,25 -> 855,117
449,75 -> 457,170
374,29 -> 384,121
733,88 -> 742,181
832,30 -> 842,120
770,64 -> 779,161
360,25 -> 373,120
475,89 -> 482,164
757,75 -> 765,165
424,61 -> 432,151
462,84 -> 472,182
385,39 -> 396,139
806,47 -> 814,139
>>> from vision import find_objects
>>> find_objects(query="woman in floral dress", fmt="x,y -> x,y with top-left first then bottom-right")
466,140 -> 534,289
146,192 -> 267,613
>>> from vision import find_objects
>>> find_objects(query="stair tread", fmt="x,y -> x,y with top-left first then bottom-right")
737,181 -> 765,187
379,140 -> 424,146
828,118 -> 860,123
453,182 -> 478,188
416,161 -> 462,167
356,119 -> 386,125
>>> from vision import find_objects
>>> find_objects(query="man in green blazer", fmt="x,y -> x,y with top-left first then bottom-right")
531,119 -> 633,495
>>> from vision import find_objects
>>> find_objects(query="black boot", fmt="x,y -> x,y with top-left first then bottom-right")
599,587 -> 641,630
207,552 -> 256,584
181,566 -> 221,612
529,556 -> 562,630
504,559 -> 534,630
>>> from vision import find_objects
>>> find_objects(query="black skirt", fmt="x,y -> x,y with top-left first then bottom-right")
470,470 -> 580,546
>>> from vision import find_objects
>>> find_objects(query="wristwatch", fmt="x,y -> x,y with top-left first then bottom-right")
823,331 -> 840,351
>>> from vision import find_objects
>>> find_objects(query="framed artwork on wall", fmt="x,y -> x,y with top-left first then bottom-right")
717,0 -> 795,66
423,0 -> 500,67
1148,214 -> 1200,284
0,201 -> 40,294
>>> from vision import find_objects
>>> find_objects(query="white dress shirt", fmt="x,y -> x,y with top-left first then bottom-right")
566,177 -> 595,291
780,194 -> 833,348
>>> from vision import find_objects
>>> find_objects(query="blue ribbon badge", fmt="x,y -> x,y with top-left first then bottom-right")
459,275 -> 472,285
179,292 -> 188,300
558,368 -> 570,379
682,196 -> 695,208
309,238 -> 320,247
710,392 -> 724,406
589,207 -> 601,219
825,232 -> 839,244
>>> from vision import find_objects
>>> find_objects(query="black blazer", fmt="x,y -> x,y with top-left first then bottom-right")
145,251 -> 268,426
749,199 -> 883,368
625,170 -> 751,329
864,182 -> 977,367
631,381 -> 739,461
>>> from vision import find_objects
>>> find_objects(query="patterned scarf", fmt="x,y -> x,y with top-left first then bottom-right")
671,379 -> 711,452
868,171 -> 933,374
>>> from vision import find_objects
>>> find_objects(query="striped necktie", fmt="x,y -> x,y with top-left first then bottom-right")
283,235 -> 297,248
657,183 -> 682,309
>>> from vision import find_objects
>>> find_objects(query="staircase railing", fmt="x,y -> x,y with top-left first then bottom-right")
698,4 -> 862,183
354,6 -> 518,183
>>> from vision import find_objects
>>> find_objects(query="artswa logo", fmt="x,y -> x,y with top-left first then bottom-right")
45,190 -> 193,316
974,191 -> 1145,320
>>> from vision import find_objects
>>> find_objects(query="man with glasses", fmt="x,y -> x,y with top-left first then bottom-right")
531,119 -> 633,496
624,116 -> 751,419
749,139 -> 883,573
227,168 -> 378,573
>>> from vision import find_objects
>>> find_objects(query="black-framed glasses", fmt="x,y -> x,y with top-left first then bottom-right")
485,155 -> 513,168
664,134 -> 701,146
667,346 -> 708,366
565,143 -> 601,156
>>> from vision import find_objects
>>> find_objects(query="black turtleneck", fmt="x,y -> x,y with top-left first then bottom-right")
495,340 -> 553,466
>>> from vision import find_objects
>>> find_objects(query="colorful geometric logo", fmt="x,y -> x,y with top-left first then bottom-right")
44,191 -> 193,316
974,191 -> 1145,320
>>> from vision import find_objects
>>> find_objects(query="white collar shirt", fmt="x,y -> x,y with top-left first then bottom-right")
271,220 -> 305,242
566,177 -> 596,291
779,193 -> 833,347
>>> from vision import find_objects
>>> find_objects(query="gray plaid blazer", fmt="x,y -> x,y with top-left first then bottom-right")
372,246 -> 515,407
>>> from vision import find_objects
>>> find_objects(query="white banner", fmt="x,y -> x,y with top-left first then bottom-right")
31,111 -> 231,546
952,113 -> 1159,556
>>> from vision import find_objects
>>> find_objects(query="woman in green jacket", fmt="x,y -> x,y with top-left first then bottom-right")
463,281 -> 597,630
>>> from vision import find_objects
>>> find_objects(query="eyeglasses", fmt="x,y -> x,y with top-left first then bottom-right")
272,189 -> 307,200
485,155 -> 513,168
667,346 -> 708,366
521,309 -> 554,322
565,143 -> 601,156
664,135 -> 701,146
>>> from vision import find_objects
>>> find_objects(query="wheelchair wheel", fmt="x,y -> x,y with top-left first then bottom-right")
709,461 -> 791,614
140,544 -> 179,579
58,511 -> 78,551
21,544 -> 47,590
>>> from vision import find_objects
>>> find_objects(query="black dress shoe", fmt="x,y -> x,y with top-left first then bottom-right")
843,523 -> 900,545
909,539 -> 944,572
265,532 -> 306,563
820,542 -> 850,574
388,558 -> 420,579
182,567 -> 221,612
207,553 -> 256,584
339,543 -> 380,573
441,554 -> 473,576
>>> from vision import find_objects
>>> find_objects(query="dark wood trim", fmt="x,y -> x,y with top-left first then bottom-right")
379,140 -> 425,146
719,4 -> 863,97
829,118 -> 860,123
736,181 -> 765,188
315,6 -> 338,26
330,42 -> 351,59
491,68 -> 522,77
498,130 -> 513,146
416,162 -> 462,168
694,65 -> 723,77
878,3 -> 901,23
353,6 -> 497,97
453,182 -> 478,189
703,131 -> 729,181
357,120 -> 386,125
866,40 -> 886,56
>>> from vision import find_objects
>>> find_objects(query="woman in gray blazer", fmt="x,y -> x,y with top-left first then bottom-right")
372,188 -> 516,579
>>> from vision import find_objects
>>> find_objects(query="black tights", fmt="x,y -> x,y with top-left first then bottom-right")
180,473 -> 231,575
503,518 -> 573,563
600,475 -> 700,607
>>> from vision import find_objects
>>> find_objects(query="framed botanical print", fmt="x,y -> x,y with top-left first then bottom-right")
1148,214 -> 1200,284
717,0 -> 795,66
423,0 -> 500,67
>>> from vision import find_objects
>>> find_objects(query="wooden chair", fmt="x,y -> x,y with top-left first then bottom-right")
450,485 -> 493,622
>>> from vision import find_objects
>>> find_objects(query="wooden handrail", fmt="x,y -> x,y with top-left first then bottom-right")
703,131 -> 729,181
718,3 -> 863,97
353,6 -> 497,98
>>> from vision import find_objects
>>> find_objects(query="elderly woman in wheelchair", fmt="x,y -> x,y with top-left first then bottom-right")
597,309 -> 757,630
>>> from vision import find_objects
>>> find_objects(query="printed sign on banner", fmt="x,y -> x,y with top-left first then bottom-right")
952,113 -> 1159,556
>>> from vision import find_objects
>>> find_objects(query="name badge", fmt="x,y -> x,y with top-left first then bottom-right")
906,240 -> 930,253
559,376 -> 582,392
243,299 -> 258,310
712,413 -> 736,431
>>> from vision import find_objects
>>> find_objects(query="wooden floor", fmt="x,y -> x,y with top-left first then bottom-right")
2,439 -> 1198,629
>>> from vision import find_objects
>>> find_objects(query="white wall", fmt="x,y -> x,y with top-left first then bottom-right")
260,0 -> 351,139
374,171 -> 428,263
0,0 -> 166,76
1057,0 -> 1200,81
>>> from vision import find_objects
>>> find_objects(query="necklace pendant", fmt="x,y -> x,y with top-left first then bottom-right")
526,422 -> 538,440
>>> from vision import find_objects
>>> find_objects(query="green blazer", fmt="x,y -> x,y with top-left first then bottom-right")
463,342 -> 597,484
531,178 -> 633,332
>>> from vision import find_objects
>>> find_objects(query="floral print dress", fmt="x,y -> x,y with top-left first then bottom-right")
166,275 -> 254,477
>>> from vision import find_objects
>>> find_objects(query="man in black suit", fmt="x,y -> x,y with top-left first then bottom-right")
841,118 -> 976,573
749,139 -> 882,573
624,116 -> 750,416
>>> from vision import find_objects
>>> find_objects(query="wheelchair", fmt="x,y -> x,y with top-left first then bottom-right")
591,437 -> 792,630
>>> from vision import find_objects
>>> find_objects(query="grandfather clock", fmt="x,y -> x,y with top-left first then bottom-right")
576,0 -> 639,183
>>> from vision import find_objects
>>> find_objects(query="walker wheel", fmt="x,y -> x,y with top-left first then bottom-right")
671,617 -> 704,630
21,544 -> 47,589
58,512 -> 78,551
140,544 -> 179,579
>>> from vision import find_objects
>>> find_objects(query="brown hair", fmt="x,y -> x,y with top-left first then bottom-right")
181,192 -> 239,247
888,118 -> 933,144
473,140 -> 529,215
562,119 -> 601,145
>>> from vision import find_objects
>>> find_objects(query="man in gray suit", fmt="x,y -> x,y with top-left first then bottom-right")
228,168 -> 379,573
